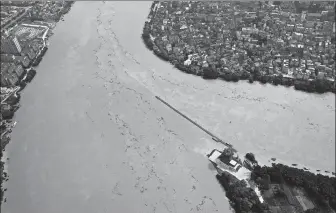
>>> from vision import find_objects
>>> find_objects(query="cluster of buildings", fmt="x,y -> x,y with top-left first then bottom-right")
147,1 -> 335,84
1,1 -> 72,88
0,5 -> 26,29
29,1 -> 70,21
1,27 -> 45,88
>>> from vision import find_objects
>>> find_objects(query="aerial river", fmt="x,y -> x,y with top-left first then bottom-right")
2,2 -> 335,213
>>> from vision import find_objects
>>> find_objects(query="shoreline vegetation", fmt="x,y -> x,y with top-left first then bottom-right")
251,163 -> 336,213
215,150 -> 336,213
142,2 -> 335,94
0,1 -> 74,204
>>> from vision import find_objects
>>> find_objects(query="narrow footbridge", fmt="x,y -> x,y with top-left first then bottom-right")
155,96 -> 233,149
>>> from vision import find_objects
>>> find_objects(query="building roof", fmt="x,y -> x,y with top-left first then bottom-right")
308,13 -> 322,17
229,159 -> 238,166
1,62 -> 10,74
7,63 -> 16,74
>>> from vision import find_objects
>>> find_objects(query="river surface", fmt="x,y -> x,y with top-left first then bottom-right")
2,2 -> 335,213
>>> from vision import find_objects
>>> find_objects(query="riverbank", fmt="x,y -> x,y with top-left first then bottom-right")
0,2 -> 75,204
250,162 -> 336,213
216,162 -> 336,213
212,148 -> 336,213
141,2 -> 335,95
0,88 -> 20,204
142,32 -> 335,94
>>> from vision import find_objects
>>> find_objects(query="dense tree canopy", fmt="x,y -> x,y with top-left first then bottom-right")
217,173 -> 271,213
252,164 -> 336,212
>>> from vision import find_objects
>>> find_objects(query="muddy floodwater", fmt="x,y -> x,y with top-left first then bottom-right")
2,2 -> 335,213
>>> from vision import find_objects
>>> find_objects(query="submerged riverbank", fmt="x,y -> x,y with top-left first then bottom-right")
142,2 -> 335,95
216,161 -> 336,213
0,2 -> 75,204
142,30 -> 335,95
210,147 -> 336,213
